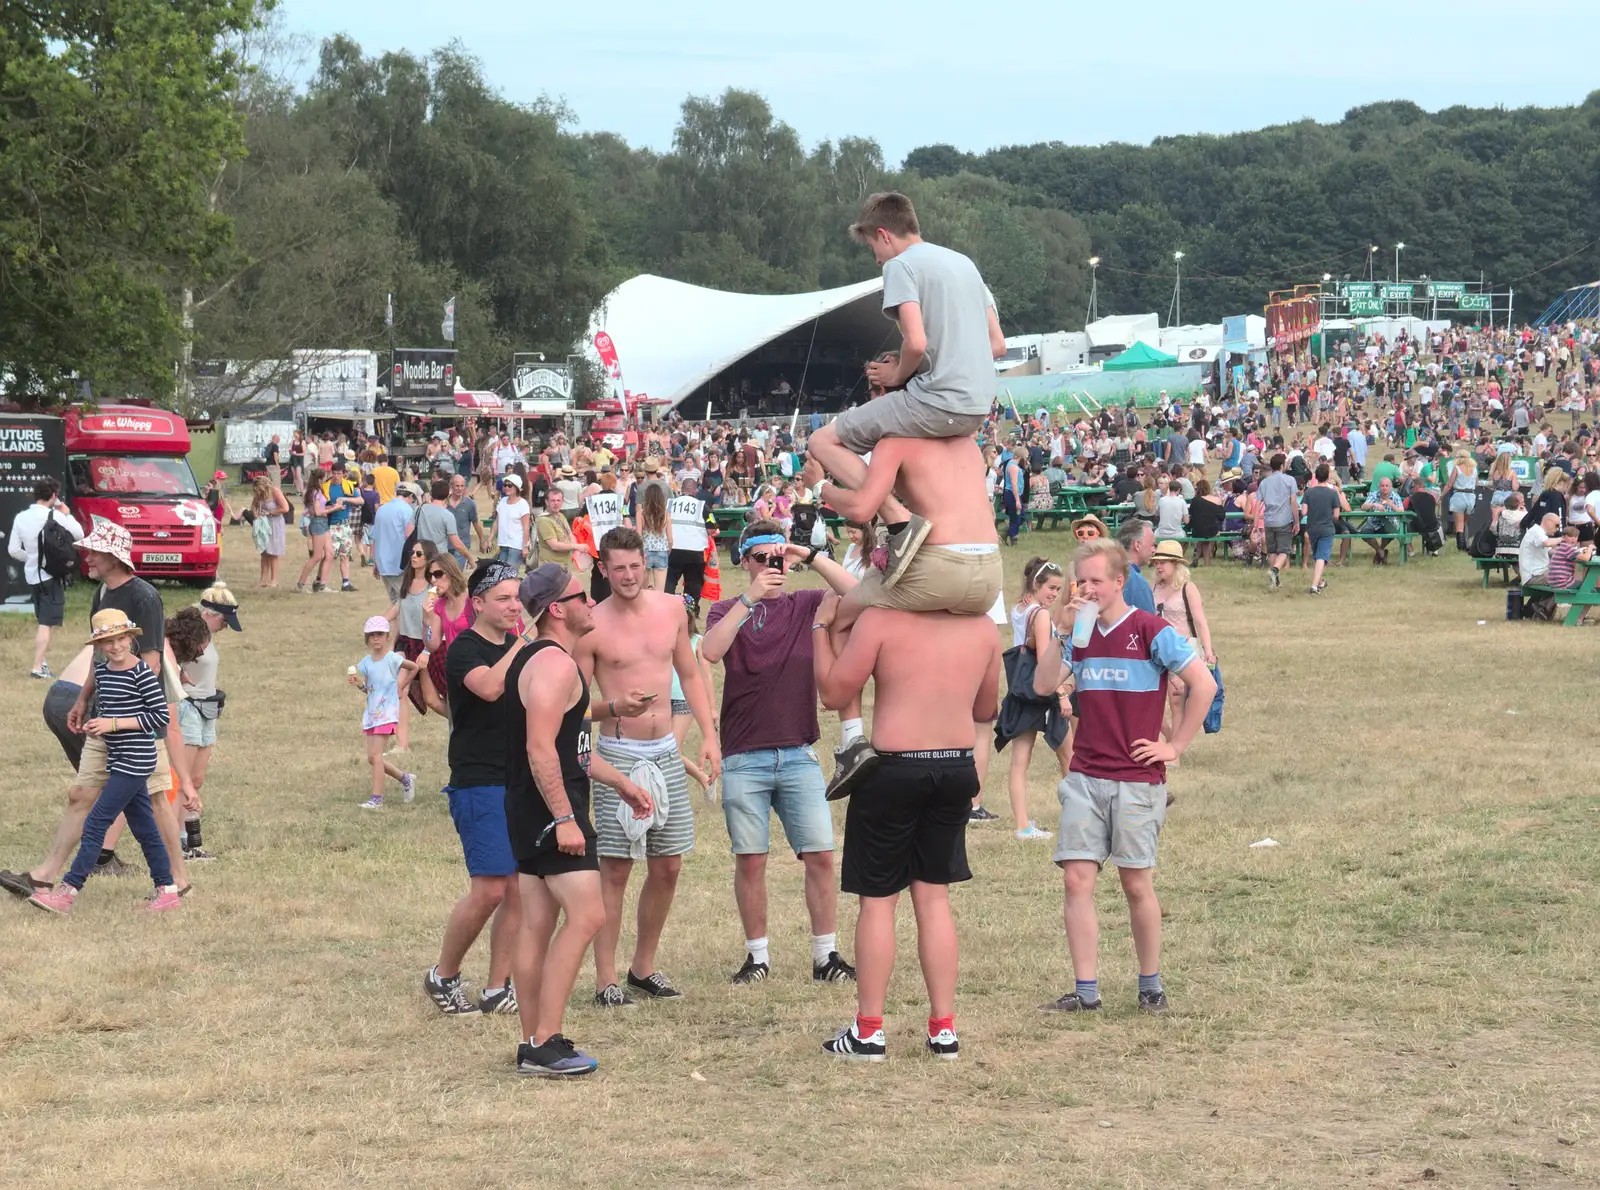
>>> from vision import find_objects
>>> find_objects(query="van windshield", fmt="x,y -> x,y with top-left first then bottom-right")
71,456 -> 201,498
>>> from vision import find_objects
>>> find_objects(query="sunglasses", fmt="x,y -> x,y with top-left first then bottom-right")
1074,528 -> 1102,539
411,550 -> 426,558
746,552 -> 783,566
550,591 -> 587,608
427,569 -> 446,579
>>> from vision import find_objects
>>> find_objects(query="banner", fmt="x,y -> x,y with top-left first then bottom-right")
513,363 -> 571,403
1380,283 -> 1414,301
385,293 -> 394,328
292,349 -> 379,413
1348,296 -> 1384,317
441,297 -> 456,343
1340,282 -> 1376,298
391,347 -> 457,402
593,332 -> 620,372
1426,282 -> 1467,300
0,415 -> 68,604
1457,293 -> 1492,311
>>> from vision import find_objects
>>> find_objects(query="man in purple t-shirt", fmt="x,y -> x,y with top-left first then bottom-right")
700,519 -> 861,986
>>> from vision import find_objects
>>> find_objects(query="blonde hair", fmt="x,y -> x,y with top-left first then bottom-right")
1073,537 -> 1129,580
198,581 -> 236,608
1489,452 -> 1513,482
1542,466 -> 1571,491
1155,557 -> 1192,589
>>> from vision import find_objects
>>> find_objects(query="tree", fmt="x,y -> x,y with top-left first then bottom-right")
0,0 -> 268,406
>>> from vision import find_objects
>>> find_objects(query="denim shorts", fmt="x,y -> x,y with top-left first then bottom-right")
178,700 -> 218,747
720,746 -> 834,856
645,549 -> 669,570
446,784 -> 516,877
1310,533 -> 1333,563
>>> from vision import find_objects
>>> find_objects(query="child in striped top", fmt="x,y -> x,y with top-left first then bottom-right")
28,610 -> 181,915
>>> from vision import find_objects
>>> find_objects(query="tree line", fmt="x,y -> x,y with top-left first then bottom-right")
5,2 -> 1598,411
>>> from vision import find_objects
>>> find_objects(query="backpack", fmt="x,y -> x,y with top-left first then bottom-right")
39,515 -> 80,582
1468,525 -> 1500,559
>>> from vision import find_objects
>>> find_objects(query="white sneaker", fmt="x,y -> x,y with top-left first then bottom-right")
400,773 -> 416,803
1016,822 -> 1053,841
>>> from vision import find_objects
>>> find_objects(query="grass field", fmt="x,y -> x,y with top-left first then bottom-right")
1,512 -> 1596,1189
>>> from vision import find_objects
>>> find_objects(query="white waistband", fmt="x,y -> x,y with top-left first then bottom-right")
597,732 -> 678,758
937,543 -> 1000,556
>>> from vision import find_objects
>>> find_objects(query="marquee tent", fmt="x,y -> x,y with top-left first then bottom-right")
1102,341 -> 1179,371
584,274 -> 889,409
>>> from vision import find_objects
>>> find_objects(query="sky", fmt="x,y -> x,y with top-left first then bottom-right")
278,0 -> 1600,163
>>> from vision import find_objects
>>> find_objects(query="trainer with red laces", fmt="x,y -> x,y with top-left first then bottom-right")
29,610 -> 182,915
699,522 -> 860,988
1031,538 -> 1216,1016
811,592 -> 1002,1062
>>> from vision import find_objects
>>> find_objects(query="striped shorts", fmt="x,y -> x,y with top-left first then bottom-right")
592,733 -> 695,860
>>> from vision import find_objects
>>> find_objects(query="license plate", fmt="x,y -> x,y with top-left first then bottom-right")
141,552 -> 182,564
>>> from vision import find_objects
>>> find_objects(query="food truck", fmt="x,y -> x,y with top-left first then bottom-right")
62,405 -> 219,582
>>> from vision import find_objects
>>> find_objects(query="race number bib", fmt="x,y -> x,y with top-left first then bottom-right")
586,492 -> 622,542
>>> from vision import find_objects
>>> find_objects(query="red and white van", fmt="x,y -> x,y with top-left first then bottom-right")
63,405 -> 219,582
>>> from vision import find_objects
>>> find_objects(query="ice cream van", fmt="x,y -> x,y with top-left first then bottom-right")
62,405 -> 219,582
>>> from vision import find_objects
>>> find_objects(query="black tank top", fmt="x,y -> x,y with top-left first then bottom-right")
504,639 -> 594,861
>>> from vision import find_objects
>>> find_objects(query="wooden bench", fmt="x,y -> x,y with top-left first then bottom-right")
1474,551 -> 1519,588
1519,582 -> 1600,625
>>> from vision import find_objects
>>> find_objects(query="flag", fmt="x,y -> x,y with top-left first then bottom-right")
385,293 -> 393,329
441,296 -> 456,343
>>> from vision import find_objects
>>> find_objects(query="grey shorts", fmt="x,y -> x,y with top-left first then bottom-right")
32,578 -> 66,628
830,391 -> 987,455
591,734 -> 695,860
1265,524 -> 1294,555
1052,771 -> 1167,869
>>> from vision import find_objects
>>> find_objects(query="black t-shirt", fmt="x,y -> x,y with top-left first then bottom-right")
264,441 -> 279,465
1333,436 -> 1351,467
444,628 -> 515,787
92,577 -> 165,660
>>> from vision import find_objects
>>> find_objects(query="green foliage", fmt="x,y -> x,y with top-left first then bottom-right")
0,0 -> 268,406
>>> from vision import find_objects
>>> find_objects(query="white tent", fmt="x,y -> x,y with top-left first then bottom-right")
585,274 -> 887,409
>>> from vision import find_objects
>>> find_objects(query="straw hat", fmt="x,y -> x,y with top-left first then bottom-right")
559,466 -> 577,478
1069,513 -> 1109,538
86,608 -> 141,646
1219,466 -> 1243,483
1151,539 -> 1188,561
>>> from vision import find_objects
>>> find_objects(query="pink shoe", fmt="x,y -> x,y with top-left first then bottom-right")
28,885 -> 77,915
145,886 -> 183,913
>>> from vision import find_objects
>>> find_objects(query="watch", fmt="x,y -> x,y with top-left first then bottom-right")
805,546 -> 820,565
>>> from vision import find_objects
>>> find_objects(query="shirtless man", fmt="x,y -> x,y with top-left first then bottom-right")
576,525 -> 721,1005
504,565 -> 654,1077
800,434 -> 1000,795
812,601 -> 1001,1062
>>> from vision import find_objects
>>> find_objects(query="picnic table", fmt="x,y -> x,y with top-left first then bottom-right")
711,505 -> 750,537
1474,548 -> 1520,587
1523,556 -> 1600,626
1292,509 -> 1420,564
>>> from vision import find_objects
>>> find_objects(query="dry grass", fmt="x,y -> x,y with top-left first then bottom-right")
1,510 -> 1597,1189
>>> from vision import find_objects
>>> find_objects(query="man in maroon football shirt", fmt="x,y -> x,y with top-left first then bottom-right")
1032,537 -> 1215,1016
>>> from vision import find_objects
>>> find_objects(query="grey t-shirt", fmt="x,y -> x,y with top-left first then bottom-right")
1257,471 -> 1300,528
450,498 -> 479,553
880,242 -> 996,416
1302,485 -> 1341,538
415,503 -> 457,553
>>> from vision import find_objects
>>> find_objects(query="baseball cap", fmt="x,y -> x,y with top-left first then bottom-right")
362,615 -> 390,635
213,470 -> 228,480
396,481 -> 423,500
519,563 -> 574,620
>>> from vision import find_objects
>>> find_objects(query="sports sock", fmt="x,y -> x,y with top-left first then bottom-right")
839,718 -> 864,747
432,964 -> 460,985
745,937 -> 769,966
811,933 -> 836,965
928,1014 -> 954,1036
1076,978 -> 1099,1004
1138,972 -> 1163,996
96,849 -> 115,866
855,1013 -> 884,1038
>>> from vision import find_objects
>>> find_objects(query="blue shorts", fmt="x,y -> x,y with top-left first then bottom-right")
446,784 -> 516,877
1310,533 -> 1333,563
720,746 -> 834,856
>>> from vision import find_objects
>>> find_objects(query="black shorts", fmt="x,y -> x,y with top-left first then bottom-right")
32,578 -> 66,628
517,843 -> 600,878
841,752 -> 975,899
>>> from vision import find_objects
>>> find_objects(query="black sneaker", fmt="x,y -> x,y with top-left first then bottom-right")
825,738 -> 879,802
594,982 -> 636,1008
1041,992 -> 1103,1013
479,980 -> 518,1015
1138,989 -> 1170,1015
822,1022 -> 886,1062
424,967 -> 478,1015
516,1034 -> 597,1078
1268,567 -> 1280,589
926,1027 -> 960,1060
968,805 -> 1000,823
881,514 -> 932,591
89,853 -> 133,879
311,581 -> 328,594
341,581 -> 358,592
813,952 -> 857,983
625,969 -> 683,1000
731,955 -> 770,985
182,846 -> 217,863
1307,585 -> 1322,596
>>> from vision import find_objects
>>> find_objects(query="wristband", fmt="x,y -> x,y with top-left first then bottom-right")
738,593 -> 756,610
608,699 -> 616,718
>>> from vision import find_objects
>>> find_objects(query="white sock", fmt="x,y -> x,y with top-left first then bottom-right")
812,933 -> 837,965
840,718 -> 864,747
746,937 -> 770,965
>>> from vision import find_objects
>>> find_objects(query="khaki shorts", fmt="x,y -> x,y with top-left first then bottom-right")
853,544 -> 1002,616
75,733 -> 172,797
830,391 -> 987,455
1052,771 -> 1166,869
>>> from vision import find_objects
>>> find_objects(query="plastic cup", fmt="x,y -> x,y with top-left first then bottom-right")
1071,601 -> 1100,649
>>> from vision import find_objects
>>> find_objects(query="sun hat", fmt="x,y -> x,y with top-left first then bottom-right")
362,615 -> 391,635
559,466 -> 577,478
1219,466 -> 1243,483
86,608 -> 141,646
213,470 -> 228,481
76,522 -> 135,570
502,473 -> 523,489
1069,513 -> 1109,538
1151,539 -> 1188,561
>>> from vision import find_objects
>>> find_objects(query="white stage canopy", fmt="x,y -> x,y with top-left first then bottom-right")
585,274 -> 887,409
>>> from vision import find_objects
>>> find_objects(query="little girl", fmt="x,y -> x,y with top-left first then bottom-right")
670,595 -> 713,791
30,610 -> 181,914
351,614 -> 418,809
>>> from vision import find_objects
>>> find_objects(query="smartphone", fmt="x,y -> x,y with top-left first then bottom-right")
767,554 -> 785,571
640,692 -> 658,702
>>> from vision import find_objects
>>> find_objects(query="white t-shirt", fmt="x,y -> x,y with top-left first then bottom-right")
1586,491 -> 1600,526
495,497 -> 530,549
586,491 -> 623,542
668,494 -> 709,552
1519,523 -> 1554,583
1313,436 -> 1336,460
1187,438 -> 1207,466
